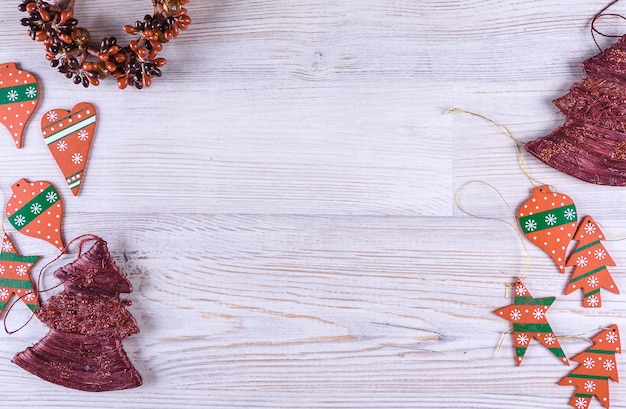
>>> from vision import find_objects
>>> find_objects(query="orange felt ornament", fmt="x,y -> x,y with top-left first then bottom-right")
0,63 -> 39,148
41,102 -> 96,196
517,185 -> 578,273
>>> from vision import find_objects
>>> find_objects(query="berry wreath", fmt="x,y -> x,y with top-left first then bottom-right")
18,0 -> 191,89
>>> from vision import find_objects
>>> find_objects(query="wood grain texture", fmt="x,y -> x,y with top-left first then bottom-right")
0,1 -> 625,408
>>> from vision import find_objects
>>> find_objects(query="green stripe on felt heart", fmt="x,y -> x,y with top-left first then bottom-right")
0,83 -> 38,105
43,110 -> 96,145
8,185 -> 60,231
518,204 -> 577,234
512,323 -> 553,333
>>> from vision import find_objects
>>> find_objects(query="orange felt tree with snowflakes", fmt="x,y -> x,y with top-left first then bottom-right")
565,216 -> 619,308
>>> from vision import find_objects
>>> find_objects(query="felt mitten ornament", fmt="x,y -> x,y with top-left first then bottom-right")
517,185 -> 578,273
493,278 -> 569,366
558,325 -> 620,409
565,216 -> 619,308
0,63 -> 39,148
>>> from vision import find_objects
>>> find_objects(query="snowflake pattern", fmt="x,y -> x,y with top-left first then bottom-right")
515,285 -> 527,296
13,215 -> 26,227
46,111 -> 58,122
30,203 -> 42,215
0,288 -> 8,299
587,295 -> 599,307
587,276 -> 599,288
584,223 -> 597,235
575,397 -> 588,409
517,333 -> 529,345
25,86 -> 37,98
6,90 -> 18,102
584,380 -> 596,393
576,256 -> 588,268
532,308 -> 545,320
72,153 -> 83,164
15,265 -> 27,276
564,208 -> 577,220
24,292 -> 35,302
1,240 -> 12,252
0,265 -> 5,275
77,129 -> 89,141
46,191 -> 58,203
509,309 -> 522,321
606,331 -> 619,343
545,213 -> 557,226
594,249 -> 606,260
583,357 -> 595,369
603,359 -> 615,371
525,219 -> 537,232
57,140 -> 68,151
544,334 -> 556,345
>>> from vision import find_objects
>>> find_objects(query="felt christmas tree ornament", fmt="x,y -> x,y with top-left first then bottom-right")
0,63 -> 39,148
517,185 -> 578,274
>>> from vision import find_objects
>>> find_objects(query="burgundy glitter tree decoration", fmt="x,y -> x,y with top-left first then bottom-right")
525,1 -> 626,185
12,237 -> 142,392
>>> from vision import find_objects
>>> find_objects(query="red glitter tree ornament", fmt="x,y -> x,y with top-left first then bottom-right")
525,2 -> 626,185
12,237 -> 142,392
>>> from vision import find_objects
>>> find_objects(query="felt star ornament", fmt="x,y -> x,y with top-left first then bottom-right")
493,278 -> 569,366
0,233 -> 40,314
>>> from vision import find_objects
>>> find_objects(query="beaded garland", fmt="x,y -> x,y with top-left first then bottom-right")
18,0 -> 191,89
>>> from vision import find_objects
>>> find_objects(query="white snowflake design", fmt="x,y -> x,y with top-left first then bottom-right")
587,295 -> 600,307
1,240 -> 12,252
13,215 -> 26,227
30,203 -> 42,215
583,357 -> 595,369
584,223 -> 597,235
72,153 -> 83,164
545,213 -> 558,226
0,288 -> 9,300
575,397 -> 588,409
46,111 -> 58,122
517,334 -> 529,345
0,265 -> 5,275
525,219 -> 537,232
594,249 -> 606,260
57,140 -> 68,151
77,129 -> 89,141
544,334 -> 556,345
6,90 -> 18,102
24,292 -> 35,302
564,208 -> 577,220
25,86 -> 37,98
532,308 -> 545,320
509,309 -> 522,321
46,191 -> 58,203
15,265 -> 27,276
584,380 -> 596,393
576,256 -> 588,268
606,331 -> 619,343
604,359 -> 615,371
515,285 -> 527,296
587,276 -> 599,288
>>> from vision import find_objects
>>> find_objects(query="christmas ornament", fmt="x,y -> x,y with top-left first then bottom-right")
18,0 -> 191,89
12,237 -> 142,392
0,62 -> 39,148
493,278 -> 569,366
5,179 -> 64,251
558,325 -> 620,409
565,216 -> 619,308
525,2 -> 626,185
517,185 -> 578,274
0,234 -> 39,314
41,102 -> 96,196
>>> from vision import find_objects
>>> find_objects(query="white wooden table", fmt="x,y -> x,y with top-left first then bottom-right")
0,1 -> 626,407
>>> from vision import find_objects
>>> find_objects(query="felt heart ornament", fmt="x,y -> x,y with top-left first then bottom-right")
41,102 -> 96,196
0,63 -> 39,148
517,185 -> 578,274
5,179 -> 64,251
